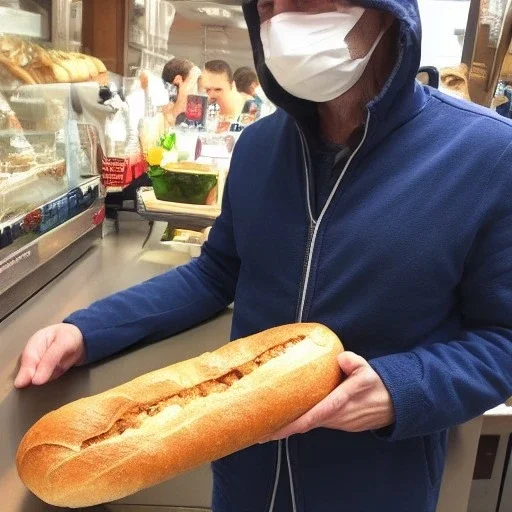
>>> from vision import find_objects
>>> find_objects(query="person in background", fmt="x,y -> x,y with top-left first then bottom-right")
161,57 -> 202,127
14,1 -> 512,511
202,60 -> 247,122
234,66 -> 257,102
234,66 -> 260,98
234,66 -> 276,118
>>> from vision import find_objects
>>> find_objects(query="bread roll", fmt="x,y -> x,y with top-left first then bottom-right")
48,51 -> 88,83
88,55 -> 107,74
75,54 -> 99,79
50,62 -> 70,83
26,66 -> 44,84
17,323 -> 343,508
0,54 -> 35,84
0,35 -> 107,85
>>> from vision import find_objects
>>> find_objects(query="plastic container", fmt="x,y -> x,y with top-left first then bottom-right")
148,162 -> 218,205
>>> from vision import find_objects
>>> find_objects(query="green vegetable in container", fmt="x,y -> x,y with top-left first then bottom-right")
148,167 -> 218,205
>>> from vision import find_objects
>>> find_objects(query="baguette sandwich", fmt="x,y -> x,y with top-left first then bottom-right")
17,323 -> 344,508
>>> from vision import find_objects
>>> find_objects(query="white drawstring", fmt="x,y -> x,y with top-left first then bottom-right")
286,438 -> 298,512
267,439 -> 282,512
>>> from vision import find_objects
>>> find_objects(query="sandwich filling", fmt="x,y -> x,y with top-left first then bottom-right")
81,335 -> 306,449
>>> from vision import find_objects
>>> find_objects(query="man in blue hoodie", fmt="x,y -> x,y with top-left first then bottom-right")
14,1 -> 512,511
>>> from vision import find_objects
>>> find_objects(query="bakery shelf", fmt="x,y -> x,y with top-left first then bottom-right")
136,187 -> 220,231
0,6 -> 49,39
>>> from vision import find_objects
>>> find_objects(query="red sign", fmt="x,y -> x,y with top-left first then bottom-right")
101,154 -> 148,187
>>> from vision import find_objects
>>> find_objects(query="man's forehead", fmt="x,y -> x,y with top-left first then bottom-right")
203,71 -> 229,86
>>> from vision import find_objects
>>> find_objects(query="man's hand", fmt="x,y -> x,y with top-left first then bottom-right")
14,324 -> 85,389
262,352 -> 395,441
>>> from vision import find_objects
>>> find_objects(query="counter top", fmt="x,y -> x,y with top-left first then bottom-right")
0,220 -> 232,511
1,219 -> 511,512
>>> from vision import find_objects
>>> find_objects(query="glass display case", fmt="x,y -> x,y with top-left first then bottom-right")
0,80 -> 103,319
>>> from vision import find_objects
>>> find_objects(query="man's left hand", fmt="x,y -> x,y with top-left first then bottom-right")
262,352 -> 395,442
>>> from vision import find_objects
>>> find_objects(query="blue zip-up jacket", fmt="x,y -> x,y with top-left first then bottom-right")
66,1 -> 512,510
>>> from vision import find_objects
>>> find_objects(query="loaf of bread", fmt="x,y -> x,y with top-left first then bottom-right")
17,323 -> 344,508
0,36 -> 107,86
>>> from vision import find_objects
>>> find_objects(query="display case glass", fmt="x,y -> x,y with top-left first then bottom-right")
0,81 -> 101,262
0,1 -> 104,316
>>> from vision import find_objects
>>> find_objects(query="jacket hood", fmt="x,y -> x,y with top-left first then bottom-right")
242,0 -> 427,137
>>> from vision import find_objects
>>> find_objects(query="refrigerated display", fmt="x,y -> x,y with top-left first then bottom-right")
0,80 -> 103,318
0,0 -> 106,319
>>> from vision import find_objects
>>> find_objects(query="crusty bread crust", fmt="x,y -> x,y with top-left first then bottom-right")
0,36 -> 107,85
17,323 -> 344,508
0,54 -> 36,84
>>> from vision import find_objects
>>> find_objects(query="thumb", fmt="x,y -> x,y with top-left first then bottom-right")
337,352 -> 368,378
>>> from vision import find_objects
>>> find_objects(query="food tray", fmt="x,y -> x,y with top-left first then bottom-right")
137,187 -> 221,231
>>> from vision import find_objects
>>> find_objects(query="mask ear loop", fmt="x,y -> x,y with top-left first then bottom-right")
335,5 -> 367,50
333,27 -> 386,99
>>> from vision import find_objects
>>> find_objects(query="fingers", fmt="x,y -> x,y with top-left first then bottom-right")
337,351 -> 368,377
31,340 -> 66,386
264,385 -> 351,442
262,354 -> 383,442
14,324 -> 85,389
14,330 -> 50,389
338,354 -> 382,401
14,352 -> 39,388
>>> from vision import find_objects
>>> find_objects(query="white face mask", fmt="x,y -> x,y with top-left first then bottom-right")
260,9 -> 385,103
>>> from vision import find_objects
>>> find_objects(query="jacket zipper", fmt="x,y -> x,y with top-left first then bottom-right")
297,112 -> 371,321
268,111 -> 372,512
295,128 -> 317,322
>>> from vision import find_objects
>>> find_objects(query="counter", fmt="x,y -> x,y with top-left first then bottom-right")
1,219 -> 511,512
0,220 -> 231,511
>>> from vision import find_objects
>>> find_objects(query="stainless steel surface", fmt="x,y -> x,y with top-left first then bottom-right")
0,224 -> 101,322
1,221 -> 232,511
0,181 -> 103,319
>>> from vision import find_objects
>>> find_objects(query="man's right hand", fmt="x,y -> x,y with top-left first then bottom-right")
14,324 -> 86,389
